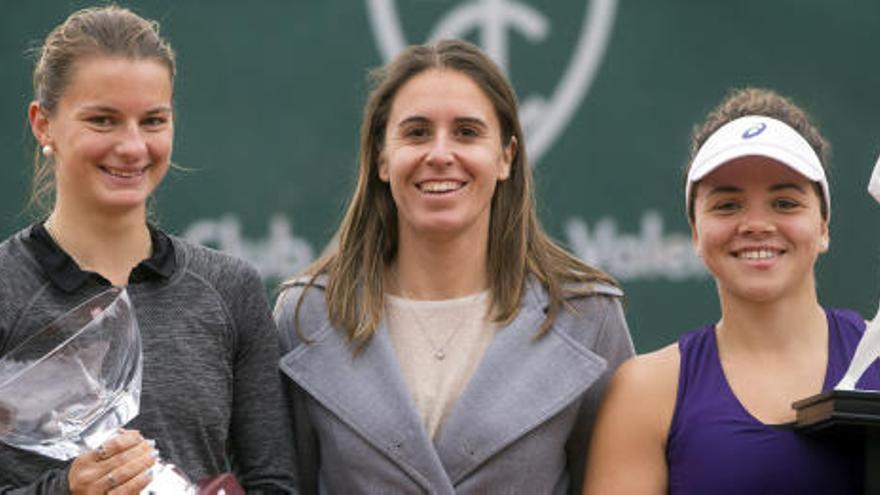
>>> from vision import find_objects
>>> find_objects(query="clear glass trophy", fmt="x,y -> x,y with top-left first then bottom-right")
0,287 -> 195,494
834,155 -> 880,391
792,154 -> 880,492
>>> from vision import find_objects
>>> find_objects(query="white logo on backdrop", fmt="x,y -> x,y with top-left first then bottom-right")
565,212 -> 705,281
184,215 -> 314,282
366,0 -> 616,166
184,211 -> 705,282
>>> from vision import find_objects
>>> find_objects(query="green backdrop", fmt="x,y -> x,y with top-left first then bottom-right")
2,1 -> 879,352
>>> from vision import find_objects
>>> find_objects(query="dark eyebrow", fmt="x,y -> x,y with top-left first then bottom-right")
769,182 -> 808,194
80,104 -> 172,115
397,115 -> 431,128
396,115 -> 489,129
79,105 -> 119,114
454,116 -> 488,129
705,185 -> 742,196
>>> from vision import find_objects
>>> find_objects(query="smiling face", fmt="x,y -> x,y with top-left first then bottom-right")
378,68 -> 515,244
30,55 -> 174,217
691,156 -> 829,304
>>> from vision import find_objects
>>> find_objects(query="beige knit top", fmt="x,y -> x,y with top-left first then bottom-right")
384,291 -> 497,438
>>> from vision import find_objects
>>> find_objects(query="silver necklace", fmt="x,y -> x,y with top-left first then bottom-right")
415,309 -> 463,361
389,297 -> 466,360
389,284 -> 491,361
387,269 -> 489,360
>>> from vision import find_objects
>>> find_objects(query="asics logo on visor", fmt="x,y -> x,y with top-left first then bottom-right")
742,122 -> 767,139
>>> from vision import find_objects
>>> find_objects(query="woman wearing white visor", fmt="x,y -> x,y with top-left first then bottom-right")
583,88 -> 880,494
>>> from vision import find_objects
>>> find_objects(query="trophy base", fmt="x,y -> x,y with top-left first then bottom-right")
792,389 -> 880,432
141,462 -> 196,495
139,462 -> 243,495
793,389 -> 880,494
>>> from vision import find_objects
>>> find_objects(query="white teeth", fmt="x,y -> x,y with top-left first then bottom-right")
103,167 -> 143,178
419,181 -> 462,193
738,249 -> 778,260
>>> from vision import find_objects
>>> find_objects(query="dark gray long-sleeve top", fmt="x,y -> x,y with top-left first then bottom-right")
0,225 -> 298,494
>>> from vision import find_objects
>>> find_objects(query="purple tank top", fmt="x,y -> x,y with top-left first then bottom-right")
667,308 -> 880,495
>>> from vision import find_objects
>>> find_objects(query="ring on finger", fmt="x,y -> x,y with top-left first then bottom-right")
106,472 -> 117,488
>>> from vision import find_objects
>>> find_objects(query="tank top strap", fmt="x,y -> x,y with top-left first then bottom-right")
668,325 -> 727,441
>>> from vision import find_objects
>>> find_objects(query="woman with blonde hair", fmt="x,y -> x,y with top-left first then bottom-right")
276,39 -> 633,494
0,6 -> 296,493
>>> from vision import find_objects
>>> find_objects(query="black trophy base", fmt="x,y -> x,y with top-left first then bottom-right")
793,389 -> 880,493
793,389 -> 880,432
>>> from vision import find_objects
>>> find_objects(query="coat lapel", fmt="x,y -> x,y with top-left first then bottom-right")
433,281 -> 609,484
280,316 -> 455,493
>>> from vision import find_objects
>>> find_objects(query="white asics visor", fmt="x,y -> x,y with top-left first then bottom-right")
686,115 -> 830,216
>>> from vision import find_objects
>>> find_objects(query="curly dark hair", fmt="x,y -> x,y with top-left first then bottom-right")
685,87 -> 830,222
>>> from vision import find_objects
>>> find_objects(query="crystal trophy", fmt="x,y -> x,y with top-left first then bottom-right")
834,154 -> 880,391
0,287 -> 195,494
791,155 -> 880,493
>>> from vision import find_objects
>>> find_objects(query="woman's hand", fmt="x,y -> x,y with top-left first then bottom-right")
68,429 -> 158,495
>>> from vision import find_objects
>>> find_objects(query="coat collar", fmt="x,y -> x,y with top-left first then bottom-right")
433,279 -> 608,483
279,292 -> 454,492
279,277 -> 609,489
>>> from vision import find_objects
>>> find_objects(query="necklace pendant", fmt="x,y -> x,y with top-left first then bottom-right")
434,350 -> 445,360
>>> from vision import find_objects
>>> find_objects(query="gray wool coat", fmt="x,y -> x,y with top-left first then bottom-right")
274,277 -> 634,495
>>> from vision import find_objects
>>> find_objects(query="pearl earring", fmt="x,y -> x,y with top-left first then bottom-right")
41,144 -> 54,157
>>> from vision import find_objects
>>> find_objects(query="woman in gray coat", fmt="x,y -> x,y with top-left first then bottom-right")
275,39 -> 634,494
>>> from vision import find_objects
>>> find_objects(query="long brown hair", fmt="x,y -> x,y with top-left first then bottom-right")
29,5 -> 176,214
287,39 -> 617,348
